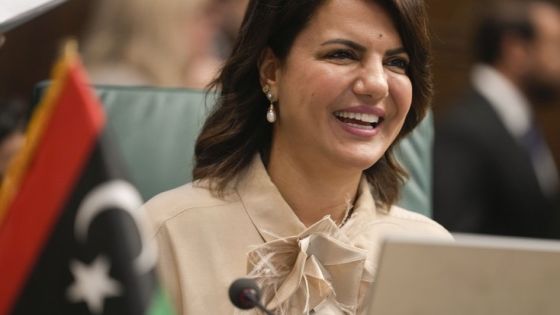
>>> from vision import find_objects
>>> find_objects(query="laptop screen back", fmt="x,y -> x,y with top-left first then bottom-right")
366,234 -> 560,315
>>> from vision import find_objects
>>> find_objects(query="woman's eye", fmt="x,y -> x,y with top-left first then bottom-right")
386,58 -> 409,71
325,49 -> 357,61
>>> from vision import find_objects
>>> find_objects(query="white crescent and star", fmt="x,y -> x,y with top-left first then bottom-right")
73,180 -> 157,274
66,180 -> 157,314
66,255 -> 122,315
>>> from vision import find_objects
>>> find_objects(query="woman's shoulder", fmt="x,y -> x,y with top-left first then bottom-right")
143,181 -> 238,231
382,205 -> 453,239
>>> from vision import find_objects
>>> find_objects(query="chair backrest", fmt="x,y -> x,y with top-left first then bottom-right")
95,85 -> 212,201
34,84 -> 434,216
395,111 -> 434,216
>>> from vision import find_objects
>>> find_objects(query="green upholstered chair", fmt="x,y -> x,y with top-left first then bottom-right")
92,85 -> 212,202
395,111 -> 434,216
34,84 -> 434,216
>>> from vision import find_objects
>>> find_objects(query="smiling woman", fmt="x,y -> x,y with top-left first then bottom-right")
259,0 -> 414,226
144,0 -> 452,314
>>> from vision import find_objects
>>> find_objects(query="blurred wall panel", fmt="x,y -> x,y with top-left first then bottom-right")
0,0 -> 93,103
427,0 -> 475,113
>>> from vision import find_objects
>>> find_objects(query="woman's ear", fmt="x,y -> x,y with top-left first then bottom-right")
258,48 -> 281,90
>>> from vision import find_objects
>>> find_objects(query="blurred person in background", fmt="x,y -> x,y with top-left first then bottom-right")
433,0 -> 560,239
81,0 -> 220,88
0,100 -> 27,181
211,0 -> 249,58
182,0 -> 250,87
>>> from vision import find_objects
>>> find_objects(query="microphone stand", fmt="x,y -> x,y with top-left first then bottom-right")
242,288 -> 274,315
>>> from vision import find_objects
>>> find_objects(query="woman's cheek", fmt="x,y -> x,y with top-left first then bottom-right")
388,75 -> 413,114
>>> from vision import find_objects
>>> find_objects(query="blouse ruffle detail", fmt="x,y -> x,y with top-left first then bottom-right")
246,216 -> 373,315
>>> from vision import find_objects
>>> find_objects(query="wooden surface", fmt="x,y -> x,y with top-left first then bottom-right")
0,0 -> 93,102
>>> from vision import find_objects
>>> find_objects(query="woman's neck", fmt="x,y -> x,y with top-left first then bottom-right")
267,151 -> 362,227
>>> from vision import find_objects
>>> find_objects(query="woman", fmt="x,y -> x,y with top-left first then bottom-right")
146,0 -> 452,314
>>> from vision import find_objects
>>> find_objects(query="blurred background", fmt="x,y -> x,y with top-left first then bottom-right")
1,0 -> 560,174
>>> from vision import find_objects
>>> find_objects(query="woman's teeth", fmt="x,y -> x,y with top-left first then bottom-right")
334,111 -> 382,130
334,111 -> 380,124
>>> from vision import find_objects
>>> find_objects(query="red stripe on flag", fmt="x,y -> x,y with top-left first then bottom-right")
0,60 -> 105,314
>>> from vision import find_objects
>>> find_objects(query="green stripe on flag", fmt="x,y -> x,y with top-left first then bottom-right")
148,286 -> 176,315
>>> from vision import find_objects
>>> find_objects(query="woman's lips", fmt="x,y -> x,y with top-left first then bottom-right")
333,111 -> 384,137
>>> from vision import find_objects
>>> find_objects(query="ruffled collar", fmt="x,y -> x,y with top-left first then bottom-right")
236,155 -> 379,314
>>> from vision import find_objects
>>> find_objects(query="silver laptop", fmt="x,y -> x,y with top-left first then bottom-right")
366,234 -> 560,315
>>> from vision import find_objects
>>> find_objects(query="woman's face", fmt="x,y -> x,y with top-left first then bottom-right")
263,0 -> 412,172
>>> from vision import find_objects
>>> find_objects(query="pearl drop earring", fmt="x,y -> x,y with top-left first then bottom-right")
263,86 -> 276,123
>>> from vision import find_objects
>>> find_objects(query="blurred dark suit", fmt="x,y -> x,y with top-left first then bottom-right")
433,0 -> 560,239
433,89 -> 560,238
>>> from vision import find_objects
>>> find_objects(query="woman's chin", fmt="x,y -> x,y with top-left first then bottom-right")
330,151 -> 382,173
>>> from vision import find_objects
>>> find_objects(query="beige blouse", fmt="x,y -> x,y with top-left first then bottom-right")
145,156 -> 452,314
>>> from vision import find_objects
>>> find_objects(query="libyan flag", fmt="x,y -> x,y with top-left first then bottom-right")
0,43 -> 174,315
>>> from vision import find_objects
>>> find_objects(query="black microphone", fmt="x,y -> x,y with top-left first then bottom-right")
228,278 -> 274,315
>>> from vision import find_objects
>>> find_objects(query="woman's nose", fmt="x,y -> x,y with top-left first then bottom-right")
352,63 -> 389,101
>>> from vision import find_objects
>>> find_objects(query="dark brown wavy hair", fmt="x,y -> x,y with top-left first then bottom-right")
194,0 -> 433,208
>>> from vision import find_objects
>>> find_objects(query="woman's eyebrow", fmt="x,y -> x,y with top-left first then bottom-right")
321,39 -> 366,52
386,47 -> 407,56
321,39 -> 408,57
